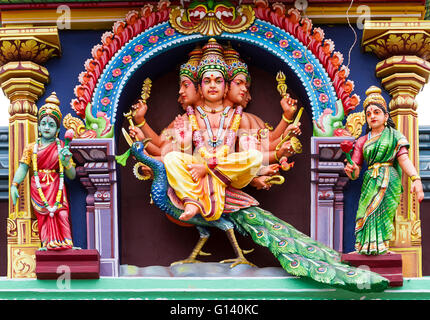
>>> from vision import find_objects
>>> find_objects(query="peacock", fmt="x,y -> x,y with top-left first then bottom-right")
119,139 -> 389,293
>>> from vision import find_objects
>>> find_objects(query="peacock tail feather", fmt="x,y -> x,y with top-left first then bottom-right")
230,206 -> 389,292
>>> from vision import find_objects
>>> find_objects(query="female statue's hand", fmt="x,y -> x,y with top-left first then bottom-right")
285,122 -> 302,137
411,180 -> 424,203
11,185 -> 19,206
344,160 -> 359,179
60,147 -> 73,167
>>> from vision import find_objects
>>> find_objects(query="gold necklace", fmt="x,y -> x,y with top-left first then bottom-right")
201,105 -> 224,114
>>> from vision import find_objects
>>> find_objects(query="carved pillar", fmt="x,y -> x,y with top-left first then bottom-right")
311,137 -> 352,252
70,138 -> 119,277
0,26 -> 61,278
362,20 -> 430,277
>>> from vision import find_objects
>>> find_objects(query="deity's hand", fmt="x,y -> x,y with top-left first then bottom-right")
11,185 -> 19,206
280,93 -> 298,120
411,180 -> 424,203
250,176 -> 272,190
129,125 -> 145,141
131,99 -> 148,125
257,164 -> 280,177
278,140 -> 294,158
284,122 -> 302,137
174,115 -> 192,147
59,147 -> 73,167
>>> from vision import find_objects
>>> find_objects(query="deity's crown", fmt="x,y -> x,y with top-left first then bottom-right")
197,38 -> 228,81
179,45 -> 203,83
38,92 -> 62,124
363,86 -> 387,111
224,43 -> 250,82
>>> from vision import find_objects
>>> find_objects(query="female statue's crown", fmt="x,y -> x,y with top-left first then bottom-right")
224,43 -> 249,82
363,86 -> 387,111
179,45 -> 203,83
197,38 -> 227,81
38,92 -> 62,124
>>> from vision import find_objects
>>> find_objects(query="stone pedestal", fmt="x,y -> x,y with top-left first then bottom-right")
35,249 -> 100,280
341,253 -> 403,287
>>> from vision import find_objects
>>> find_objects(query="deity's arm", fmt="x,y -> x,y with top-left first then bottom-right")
10,162 -> 29,205
139,121 -> 163,147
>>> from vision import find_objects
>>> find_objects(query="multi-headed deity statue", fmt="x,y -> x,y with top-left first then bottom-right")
128,38 -> 302,222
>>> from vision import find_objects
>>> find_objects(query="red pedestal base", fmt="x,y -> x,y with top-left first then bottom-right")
341,252 -> 403,287
36,249 -> 100,280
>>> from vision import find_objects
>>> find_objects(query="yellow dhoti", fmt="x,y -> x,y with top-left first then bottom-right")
164,149 -> 263,221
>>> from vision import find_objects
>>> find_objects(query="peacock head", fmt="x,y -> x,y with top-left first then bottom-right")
132,138 -> 152,155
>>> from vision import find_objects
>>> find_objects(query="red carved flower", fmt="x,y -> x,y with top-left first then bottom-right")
148,35 -> 159,43
101,97 -> 111,106
340,140 -> 354,154
164,28 -> 175,36
122,55 -> 132,64
279,39 -> 289,48
112,68 -> 122,77
134,44 -> 144,52
304,63 -> 314,73
249,26 -> 259,32
105,82 -> 114,90
292,50 -> 302,59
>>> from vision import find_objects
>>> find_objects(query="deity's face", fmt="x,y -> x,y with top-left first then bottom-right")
365,104 -> 388,132
178,76 -> 200,108
226,73 -> 248,106
38,115 -> 59,141
199,71 -> 226,104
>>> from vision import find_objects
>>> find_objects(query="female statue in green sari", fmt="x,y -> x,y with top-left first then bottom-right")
344,86 -> 424,255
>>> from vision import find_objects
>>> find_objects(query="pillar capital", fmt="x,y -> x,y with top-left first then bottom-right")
362,20 -> 430,60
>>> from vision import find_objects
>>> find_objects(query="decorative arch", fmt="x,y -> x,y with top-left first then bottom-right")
71,2 -> 360,137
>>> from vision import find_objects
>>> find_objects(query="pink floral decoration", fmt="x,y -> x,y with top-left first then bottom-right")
265,31 -> 274,39
164,28 -> 175,36
134,44 -> 144,52
305,63 -> 314,73
105,82 -> 114,90
279,39 -> 289,48
101,97 -> 111,106
112,68 -> 122,77
148,35 -> 159,43
319,93 -> 329,103
292,50 -> 302,59
122,55 -> 132,64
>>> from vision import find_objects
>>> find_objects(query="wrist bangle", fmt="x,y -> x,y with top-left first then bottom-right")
136,119 -> 146,128
274,150 -> 280,162
65,162 -> 75,170
282,113 -> 293,124
410,175 -> 421,182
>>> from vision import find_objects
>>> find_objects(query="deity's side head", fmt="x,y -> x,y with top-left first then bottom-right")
224,43 -> 251,108
38,92 -> 62,140
178,45 -> 203,108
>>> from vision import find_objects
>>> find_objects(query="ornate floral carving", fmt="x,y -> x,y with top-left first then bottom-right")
0,39 -> 60,66
169,0 -> 255,36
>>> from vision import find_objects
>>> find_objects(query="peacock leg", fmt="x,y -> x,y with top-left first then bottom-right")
220,228 -> 257,268
170,236 -> 211,266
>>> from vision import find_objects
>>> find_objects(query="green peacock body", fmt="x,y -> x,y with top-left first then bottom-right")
125,141 -> 389,293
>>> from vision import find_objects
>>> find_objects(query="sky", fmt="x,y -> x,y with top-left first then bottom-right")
0,86 -> 429,127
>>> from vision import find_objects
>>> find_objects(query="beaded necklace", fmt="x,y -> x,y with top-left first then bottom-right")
32,138 -> 64,217
196,105 -> 231,148
186,106 -> 243,167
